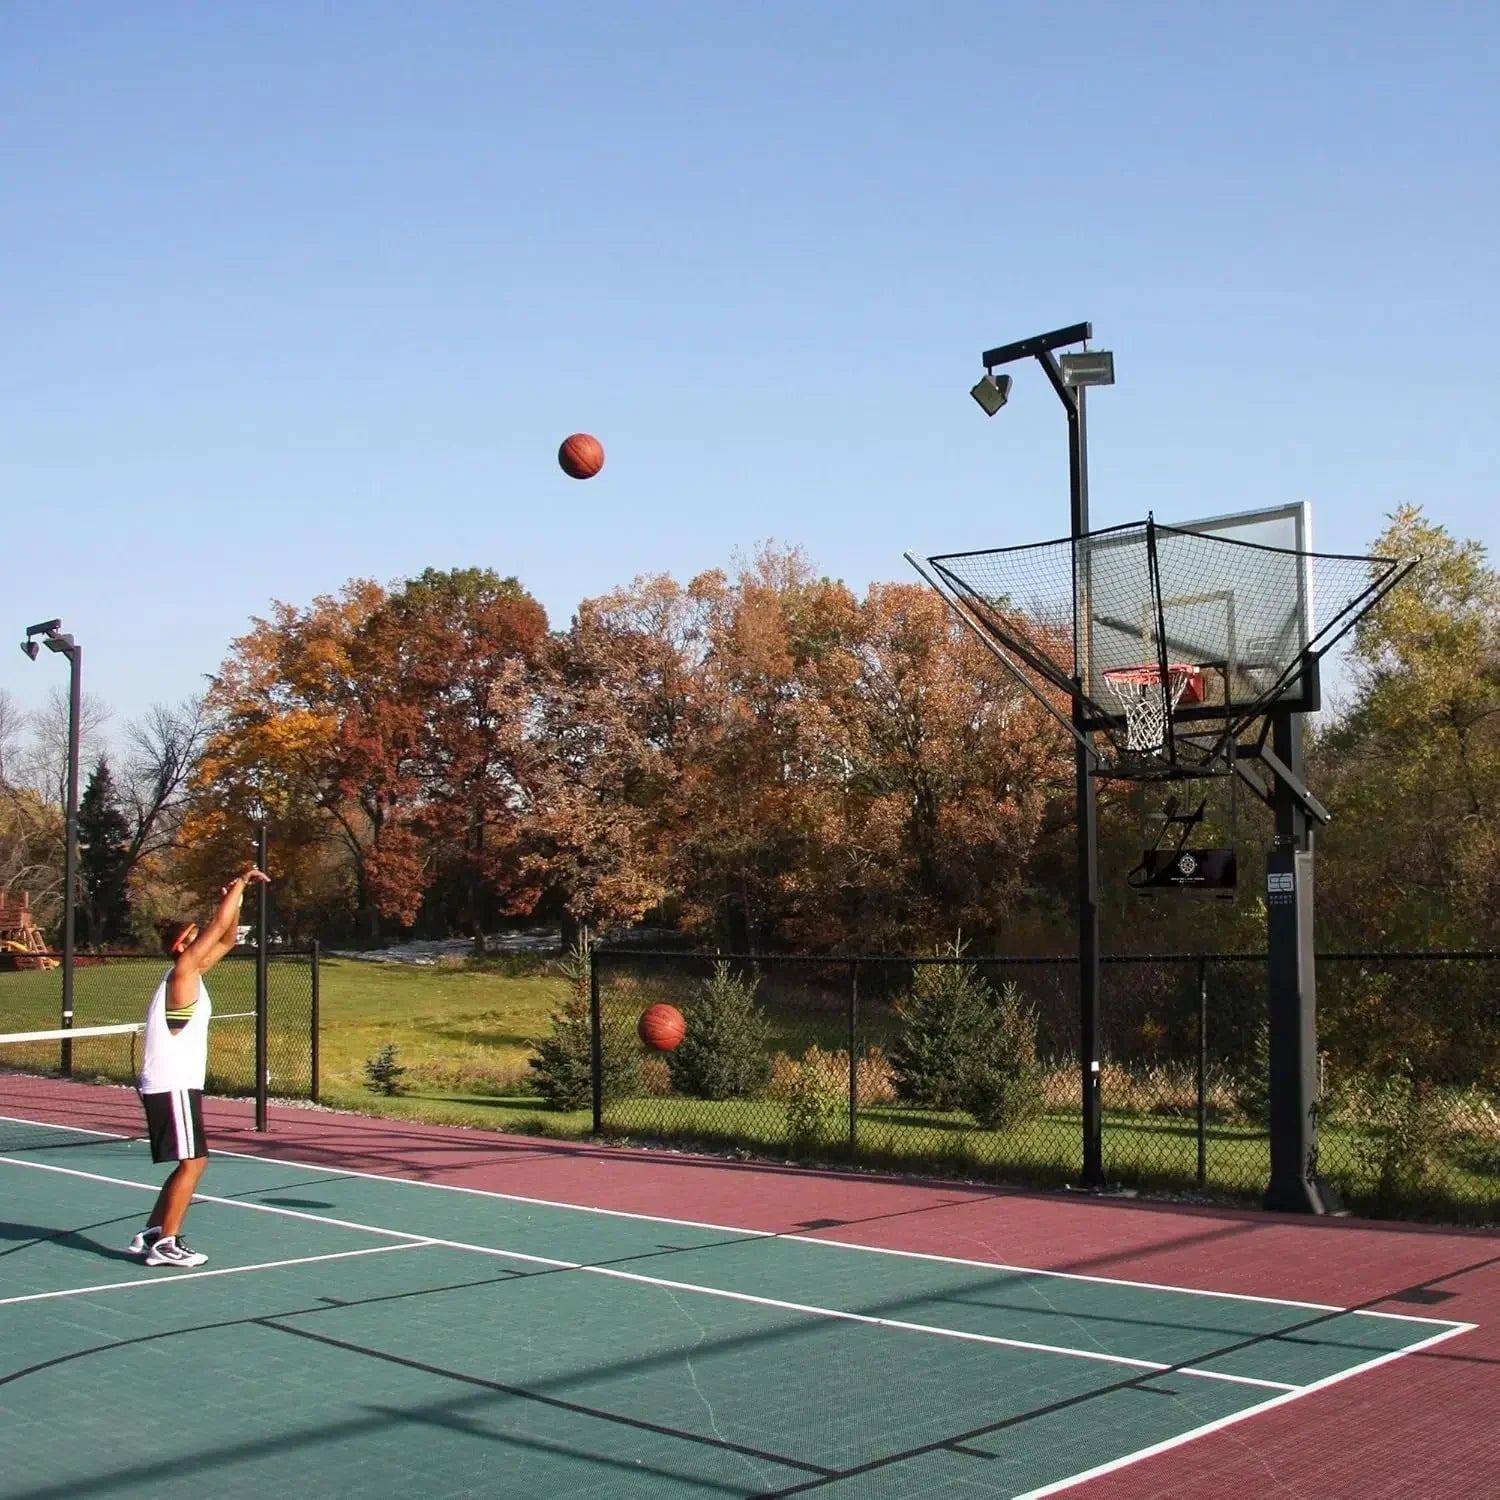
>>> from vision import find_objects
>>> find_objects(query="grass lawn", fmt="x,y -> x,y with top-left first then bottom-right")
315,955 -> 569,1111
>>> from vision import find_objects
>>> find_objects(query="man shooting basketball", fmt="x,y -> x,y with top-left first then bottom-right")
128,868 -> 269,1268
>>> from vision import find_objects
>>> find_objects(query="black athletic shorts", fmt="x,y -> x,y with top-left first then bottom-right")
141,1089 -> 208,1163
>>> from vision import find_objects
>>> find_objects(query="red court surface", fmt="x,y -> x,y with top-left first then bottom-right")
8,1077 -> 1496,1499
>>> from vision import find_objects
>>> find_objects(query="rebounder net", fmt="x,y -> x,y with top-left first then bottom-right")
922,518 -> 1416,778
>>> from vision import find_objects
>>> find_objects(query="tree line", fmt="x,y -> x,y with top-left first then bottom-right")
2,506 -> 1494,955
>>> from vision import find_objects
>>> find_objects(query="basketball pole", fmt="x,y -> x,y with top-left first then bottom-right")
1263,705 -> 1342,1214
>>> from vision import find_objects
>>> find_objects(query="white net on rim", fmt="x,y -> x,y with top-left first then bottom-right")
1104,665 -> 1202,753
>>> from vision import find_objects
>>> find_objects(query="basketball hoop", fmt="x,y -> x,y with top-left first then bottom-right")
1102,663 -> 1205,754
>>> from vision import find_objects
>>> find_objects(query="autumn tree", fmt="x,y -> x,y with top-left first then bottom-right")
816,580 -> 1068,951
186,580 -> 390,936
1312,506 -> 1499,947
376,568 -> 552,949
670,547 -> 865,950
538,572 -> 715,939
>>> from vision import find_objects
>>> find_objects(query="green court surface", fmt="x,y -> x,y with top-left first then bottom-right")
0,1122 -> 1473,1500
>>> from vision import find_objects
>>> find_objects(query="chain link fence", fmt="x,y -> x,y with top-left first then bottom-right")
0,947 -> 319,1101
592,948 -> 1498,1224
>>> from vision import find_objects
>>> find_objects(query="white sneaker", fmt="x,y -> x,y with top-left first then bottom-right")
127,1227 -> 163,1256
144,1236 -> 207,1268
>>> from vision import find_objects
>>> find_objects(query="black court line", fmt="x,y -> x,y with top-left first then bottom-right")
265,1319 -> 835,1478
0,1269 -> 530,1388
2,1255 -> 828,1484
757,1266 -> 1477,1496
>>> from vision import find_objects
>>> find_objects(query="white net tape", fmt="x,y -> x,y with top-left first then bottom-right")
1106,669 -> 1196,753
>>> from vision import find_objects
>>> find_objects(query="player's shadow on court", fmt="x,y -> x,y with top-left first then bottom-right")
0,1215 -> 147,1264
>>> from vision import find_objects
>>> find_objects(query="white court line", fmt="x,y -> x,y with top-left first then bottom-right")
0,1241 -> 432,1307
0,1154 -> 1299,1392
0,1112 -> 1476,1331
1013,1319 -> 1474,1500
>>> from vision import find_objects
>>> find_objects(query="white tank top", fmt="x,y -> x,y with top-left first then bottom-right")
138,973 -> 213,1093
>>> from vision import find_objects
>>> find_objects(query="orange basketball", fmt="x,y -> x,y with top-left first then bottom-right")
558,432 -> 605,480
637,1003 -> 686,1052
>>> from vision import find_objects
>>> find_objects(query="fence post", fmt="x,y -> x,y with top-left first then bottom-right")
310,941 -> 321,1103
1196,956 -> 1208,1189
848,960 -> 860,1159
589,946 -> 604,1135
255,823 -> 269,1133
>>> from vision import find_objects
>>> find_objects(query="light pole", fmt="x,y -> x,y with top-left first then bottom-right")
972,323 -> 1115,1189
22,619 -> 82,1075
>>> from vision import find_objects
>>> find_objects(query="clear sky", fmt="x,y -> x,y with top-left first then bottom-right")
4,1 -> 1497,745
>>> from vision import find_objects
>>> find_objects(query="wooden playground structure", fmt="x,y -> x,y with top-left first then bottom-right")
0,891 -> 58,970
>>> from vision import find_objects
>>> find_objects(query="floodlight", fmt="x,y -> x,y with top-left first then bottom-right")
970,372 -> 1012,416
43,632 -> 76,654
1059,351 -> 1116,388
21,639 -> 39,660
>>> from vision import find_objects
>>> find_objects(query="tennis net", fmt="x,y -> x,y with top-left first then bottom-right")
0,1014 -> 257,1155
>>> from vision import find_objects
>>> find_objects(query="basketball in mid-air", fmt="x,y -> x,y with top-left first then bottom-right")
637,1003 -> 686,1052
558,432 -> 605,480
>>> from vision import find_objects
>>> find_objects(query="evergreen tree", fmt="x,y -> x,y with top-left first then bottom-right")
667,963 -> 774,1100
529,937 -> 642,1111
78,758 -> 132,946
888,960 -> 993,1111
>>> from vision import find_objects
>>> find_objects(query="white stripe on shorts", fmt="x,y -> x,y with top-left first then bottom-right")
171,1088 -> 195,1158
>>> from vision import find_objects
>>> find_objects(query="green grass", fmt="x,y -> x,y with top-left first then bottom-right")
314,955 -> 571,1110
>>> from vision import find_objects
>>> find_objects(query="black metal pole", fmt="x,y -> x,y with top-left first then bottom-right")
589,945 -> 604,1134
1197,956 -> 1208,1188
60,644 -> 81,1076
1068,388 -> 1105,1189
848,960 -> 860,1159
309,939 -> 321,1103
255,822 -> 269,1132
977,324 -> 1107,1190
1263,707 -> 1339,1213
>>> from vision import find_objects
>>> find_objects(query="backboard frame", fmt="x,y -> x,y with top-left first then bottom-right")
1078,501 -> 1320,732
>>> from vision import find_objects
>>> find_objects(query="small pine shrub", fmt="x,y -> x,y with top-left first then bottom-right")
891,962 -> 1047,1131
363,1043 -> 408,1096
1345,1068 -> 1453,1208
960,982 -> 1046,1131
769,1047 -> 897,1108
784,1045 -> 847,1154
528,938 -> 641,1112
889,961 -> 994,1111
635,1054 -> 673,1095
1232,1018 -> 1271,1127
667,962 -> 773,1101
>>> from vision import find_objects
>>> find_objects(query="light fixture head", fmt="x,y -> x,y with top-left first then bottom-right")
970,372 -> 1012,416
43,632 -> 76,654
21,640 -> 39,660
1059,350 -> 1115,388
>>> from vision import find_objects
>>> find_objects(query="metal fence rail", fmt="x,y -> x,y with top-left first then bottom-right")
591,948 -> 1498,1224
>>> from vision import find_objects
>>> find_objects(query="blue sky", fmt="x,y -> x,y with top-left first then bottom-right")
4,1 -> 1497,744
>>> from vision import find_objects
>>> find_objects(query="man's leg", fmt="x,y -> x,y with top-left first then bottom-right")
156,1156 -> 207,1237
136,1090 -> 209,1264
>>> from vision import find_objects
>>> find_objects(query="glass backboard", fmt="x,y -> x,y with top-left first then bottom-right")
1080,502 -> 1315,723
